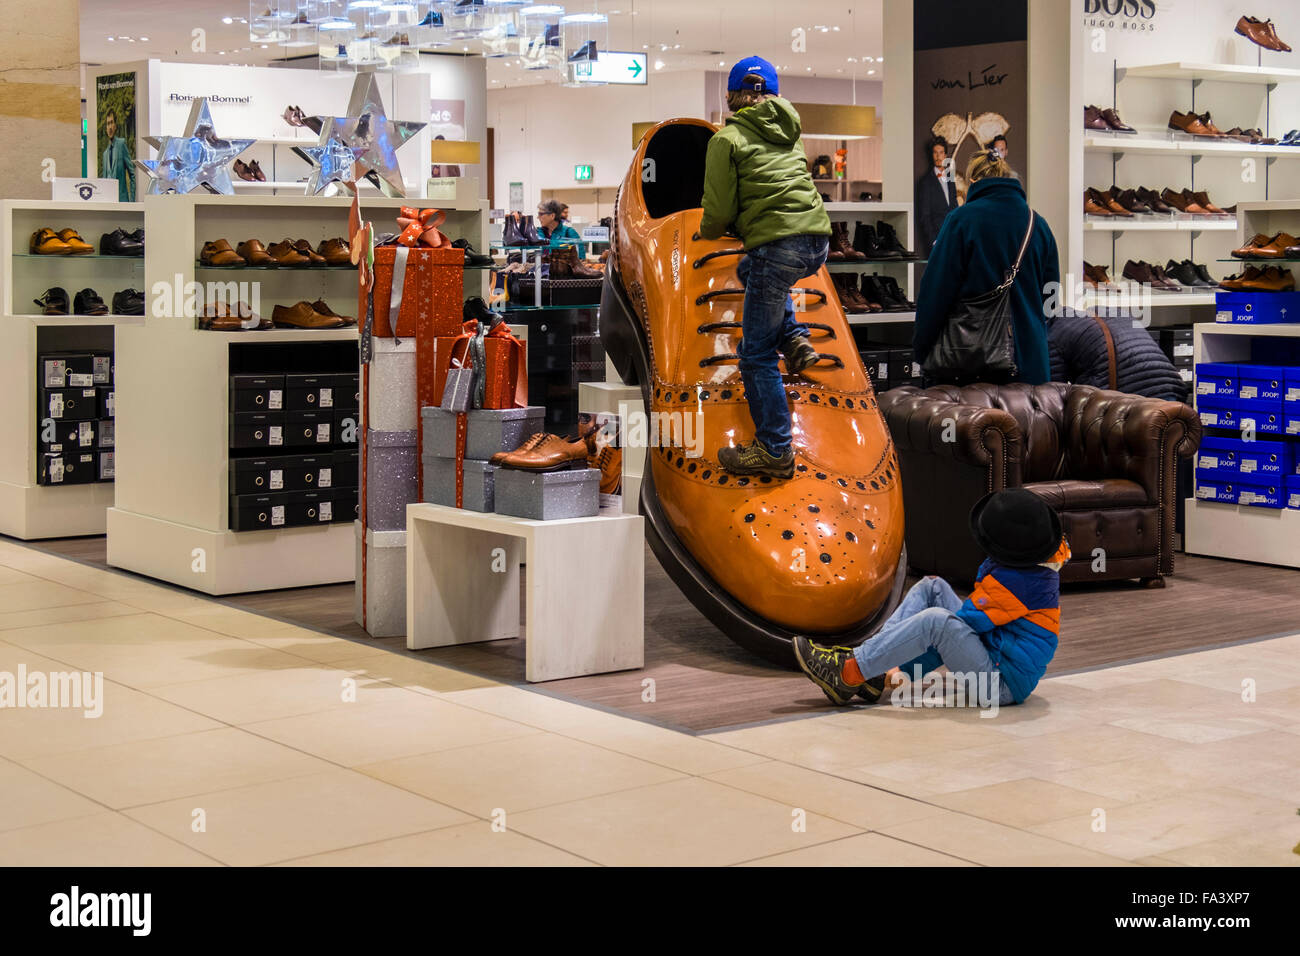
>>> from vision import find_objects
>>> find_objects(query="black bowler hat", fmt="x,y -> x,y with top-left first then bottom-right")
969,489 -> 1063,567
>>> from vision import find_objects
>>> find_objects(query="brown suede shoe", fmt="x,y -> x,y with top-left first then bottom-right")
1085,189 -> 1113,216
1192,191 -> 1227,216
200,239 -> 246,267
1247,233 -> 1300,259
236,239 -> 277,267
271,301 -> 346,329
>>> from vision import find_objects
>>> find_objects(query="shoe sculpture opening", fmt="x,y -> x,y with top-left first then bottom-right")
601,117 -> 907,666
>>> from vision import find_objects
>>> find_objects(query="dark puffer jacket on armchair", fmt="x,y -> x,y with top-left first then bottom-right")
1048,311 -> 1189,401
879,383 -> 1201,586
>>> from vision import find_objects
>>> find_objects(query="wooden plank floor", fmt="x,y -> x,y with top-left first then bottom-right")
21,535 -> 1300,732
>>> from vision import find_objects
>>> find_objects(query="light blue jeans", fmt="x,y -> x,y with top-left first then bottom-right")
853,576 -> 1015,707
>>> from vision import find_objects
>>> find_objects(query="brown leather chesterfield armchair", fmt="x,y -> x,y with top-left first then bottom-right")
879,383 -> 1202,586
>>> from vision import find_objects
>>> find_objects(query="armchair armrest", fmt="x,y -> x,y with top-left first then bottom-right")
879,386 -> 1023,487
1061,387 -> 1202,499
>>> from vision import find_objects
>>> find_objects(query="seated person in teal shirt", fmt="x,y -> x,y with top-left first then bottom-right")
536,199 -> 586,259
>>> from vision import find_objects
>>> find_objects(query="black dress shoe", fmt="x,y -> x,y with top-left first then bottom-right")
112,289 -> 145,315
1164,260 -> 1205,288
450,237 -> 494,267
1194,262 -> 1216,286
34,287 -> 69,315
875,220 -> 918,259
73,288 -> 108,316
879,274 -> 916,309
100,228 -> 143,256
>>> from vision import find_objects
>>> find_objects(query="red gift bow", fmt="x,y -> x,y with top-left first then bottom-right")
396,207 -> 447,248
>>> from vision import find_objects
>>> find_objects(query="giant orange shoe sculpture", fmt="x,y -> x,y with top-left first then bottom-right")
600,118 -> 907,665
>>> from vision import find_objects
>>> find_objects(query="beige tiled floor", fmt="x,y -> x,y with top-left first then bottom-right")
0,537 -> 1296,867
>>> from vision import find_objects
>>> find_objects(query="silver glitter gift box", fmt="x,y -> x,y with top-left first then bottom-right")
365,338 -> 417,432
493,467 -> 600,521
441,367 -> 475,412
466,406 -> 545,461
364,429 -> 418,531
354,523 -> 406,638
422,456 -> 497,512
420,407 -> 459,458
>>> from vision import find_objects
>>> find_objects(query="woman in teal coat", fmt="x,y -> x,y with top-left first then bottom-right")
913,150 -> 1060,385
536,199 -> 586,258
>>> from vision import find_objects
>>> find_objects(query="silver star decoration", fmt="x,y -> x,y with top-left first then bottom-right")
310,73 -> 425,198
135,97 -> 255,195
294,138 -> 368,195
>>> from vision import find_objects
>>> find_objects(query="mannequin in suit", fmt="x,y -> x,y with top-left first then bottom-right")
915,136 -> 958,254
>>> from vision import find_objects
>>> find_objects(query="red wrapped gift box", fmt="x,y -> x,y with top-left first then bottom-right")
367,246 -> 464,338
482,335 -> 527,409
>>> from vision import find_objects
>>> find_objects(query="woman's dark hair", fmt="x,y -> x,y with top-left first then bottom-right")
538,199 -> 564,218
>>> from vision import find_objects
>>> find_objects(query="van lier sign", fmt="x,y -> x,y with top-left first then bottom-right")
1082,0 -> 1159,32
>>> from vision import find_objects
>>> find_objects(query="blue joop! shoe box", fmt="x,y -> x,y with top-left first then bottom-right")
1286,475 -> 1300,509
1234,398 -> 1285,435
1194,362 -> 1237,398
1196,396 -> 1238,430
1214,291 -> 1300,324
1196,476 -> 1284,508
1237,364 -> 1289,402
1285,369 -> 1300,409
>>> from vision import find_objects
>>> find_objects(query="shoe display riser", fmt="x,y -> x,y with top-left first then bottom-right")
1186,321 -> 1300,568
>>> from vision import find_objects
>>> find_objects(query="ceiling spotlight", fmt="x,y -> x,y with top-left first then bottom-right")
140,36 -> 149,41
221,16 -> 233,24
868,69 -> 876,75
865,56 -> 874,62
106,36 -> 114,41
653,59 -> 664,70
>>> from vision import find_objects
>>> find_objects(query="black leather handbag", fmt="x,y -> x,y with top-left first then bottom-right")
921,212 -> 1035,386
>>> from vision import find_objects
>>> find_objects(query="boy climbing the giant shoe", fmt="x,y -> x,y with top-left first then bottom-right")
699,57 -> 832,478
599,60 -> 907,665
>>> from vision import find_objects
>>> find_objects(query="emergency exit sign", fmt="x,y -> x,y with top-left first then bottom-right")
574,164 -> 593,182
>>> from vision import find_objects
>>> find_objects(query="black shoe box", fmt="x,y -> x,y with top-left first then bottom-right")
1151,326 -> 1194,364
230,374 -> 285,413
97,451 -> 115,482
889,347 -> 920,388
229,454 -> 337,495
39,352 -> 99,389
229,492 -> 289,532
333,408 -> 359,445
97,420 -> 115,449
41,386 -> 99,421
38,451 -> 97,485
331,486 -> 359,523
98,386 -> 115,419
285,409 -> 335,448
286,373 -> 356,412
40,419 -> 97,456
230,412 -> 286,450
333,449 -> 359,488
859,349 -> 891,390
285,489 -> 335,527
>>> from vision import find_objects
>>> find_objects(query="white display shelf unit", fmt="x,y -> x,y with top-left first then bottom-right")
822,202 -> 918,325
1083,217 -> 1237,232
1119,61 -> 1300,85
1084,135 -> 1300,159
106,192 -> 488,595
1184,320 -> 1300,569
1081,291 -> 1218,309
0,200 -> 146,539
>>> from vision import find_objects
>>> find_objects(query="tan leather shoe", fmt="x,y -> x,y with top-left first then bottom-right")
30,228 -> 71,255
1236,266 -> 1296,292
603,117 -> 905,663
55,228 -> 94,255
1237,14 -> 1290,51
1084,190 -> 1113,216
267,240 -> 310,267
236,239 -> 277,267
1232,234 -> 1271,259
317,237 -> 352,266
271,301 -> 346,329
1195,112 -> 1227,137
292,239 -> 326,265
1168,110 -> 1216,137
490,431 -> 549,465
589,444 -> 623,495
1191,191 -> 1227,216
495,433 -> 590,471
1219,266 -> 1264,291
200,239 -> 246,267
310,299 -> 355,326
1246,233 -> 1299,259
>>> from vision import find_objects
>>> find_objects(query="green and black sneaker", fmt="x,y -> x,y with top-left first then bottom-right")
781,335 -> 820,376
718,440 -> 795,479
855,674 -> 888,704
793,636 -> 861,706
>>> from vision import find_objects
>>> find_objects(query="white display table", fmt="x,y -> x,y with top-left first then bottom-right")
405,502 -> 644,682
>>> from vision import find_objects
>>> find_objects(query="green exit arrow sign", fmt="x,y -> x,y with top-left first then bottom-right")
628,59 -> 643,79
574,164 -> 593,182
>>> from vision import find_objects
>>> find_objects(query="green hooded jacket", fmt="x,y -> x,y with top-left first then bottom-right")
699,96 -> 831,250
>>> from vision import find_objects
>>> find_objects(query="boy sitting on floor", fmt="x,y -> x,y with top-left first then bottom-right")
794,488 -> 1069,708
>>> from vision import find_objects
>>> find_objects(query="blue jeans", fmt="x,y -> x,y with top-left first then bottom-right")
736,234 -> 829,456
852,576 -> 1015,707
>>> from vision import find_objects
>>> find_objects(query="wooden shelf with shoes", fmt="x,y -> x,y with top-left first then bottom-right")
0,200 -> 146,540
822,202 -> 919,324
105,192 -> 490,595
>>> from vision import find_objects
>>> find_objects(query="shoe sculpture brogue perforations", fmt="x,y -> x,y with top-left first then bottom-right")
600,118 -> 907,665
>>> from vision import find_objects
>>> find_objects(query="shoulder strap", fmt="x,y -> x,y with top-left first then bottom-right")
994,211 -> 1036,293
1090,314 -> 1119,390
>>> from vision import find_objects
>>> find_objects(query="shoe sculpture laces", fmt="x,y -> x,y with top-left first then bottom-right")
600,118 -> 907,665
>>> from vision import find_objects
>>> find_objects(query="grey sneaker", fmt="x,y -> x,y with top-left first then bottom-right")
792,637 -> 886,706
782,335 -> 820,375
717,441 -> 795,478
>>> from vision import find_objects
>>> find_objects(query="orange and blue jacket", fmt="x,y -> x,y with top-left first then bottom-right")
955,538 -> 1070,702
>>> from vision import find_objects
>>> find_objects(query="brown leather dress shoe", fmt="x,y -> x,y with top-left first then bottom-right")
1196,112 -> 1227,137
236,239 -> 277,267
1238,266 -> 1296,292
1084,189 -> 1113,216
1249,233 -> 1300,259
1136,187 -> 1173,214
267,240 -> 310,267
310,299 -> 355,326
292,239 -> 326,265
1237,15 -> 1290,52
200,239 -> 247,267
1100,108 -> 1136,133
589,444 -> 623,496
1100,190 -> 1133,217
1220,266 -> 1264,291
271,301 -> 346,329
496,432 -> 591,471
233,159 -> 257,182
1192,191 -> 1227,216
1084,105 -> 1110,131
317,237 -> 352,266
1168,110 -> 1217,137
56,228 -> 94,255
490,431 -> 549,466
1111,187 -> 1152,214
1179,189 -> 1211,215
